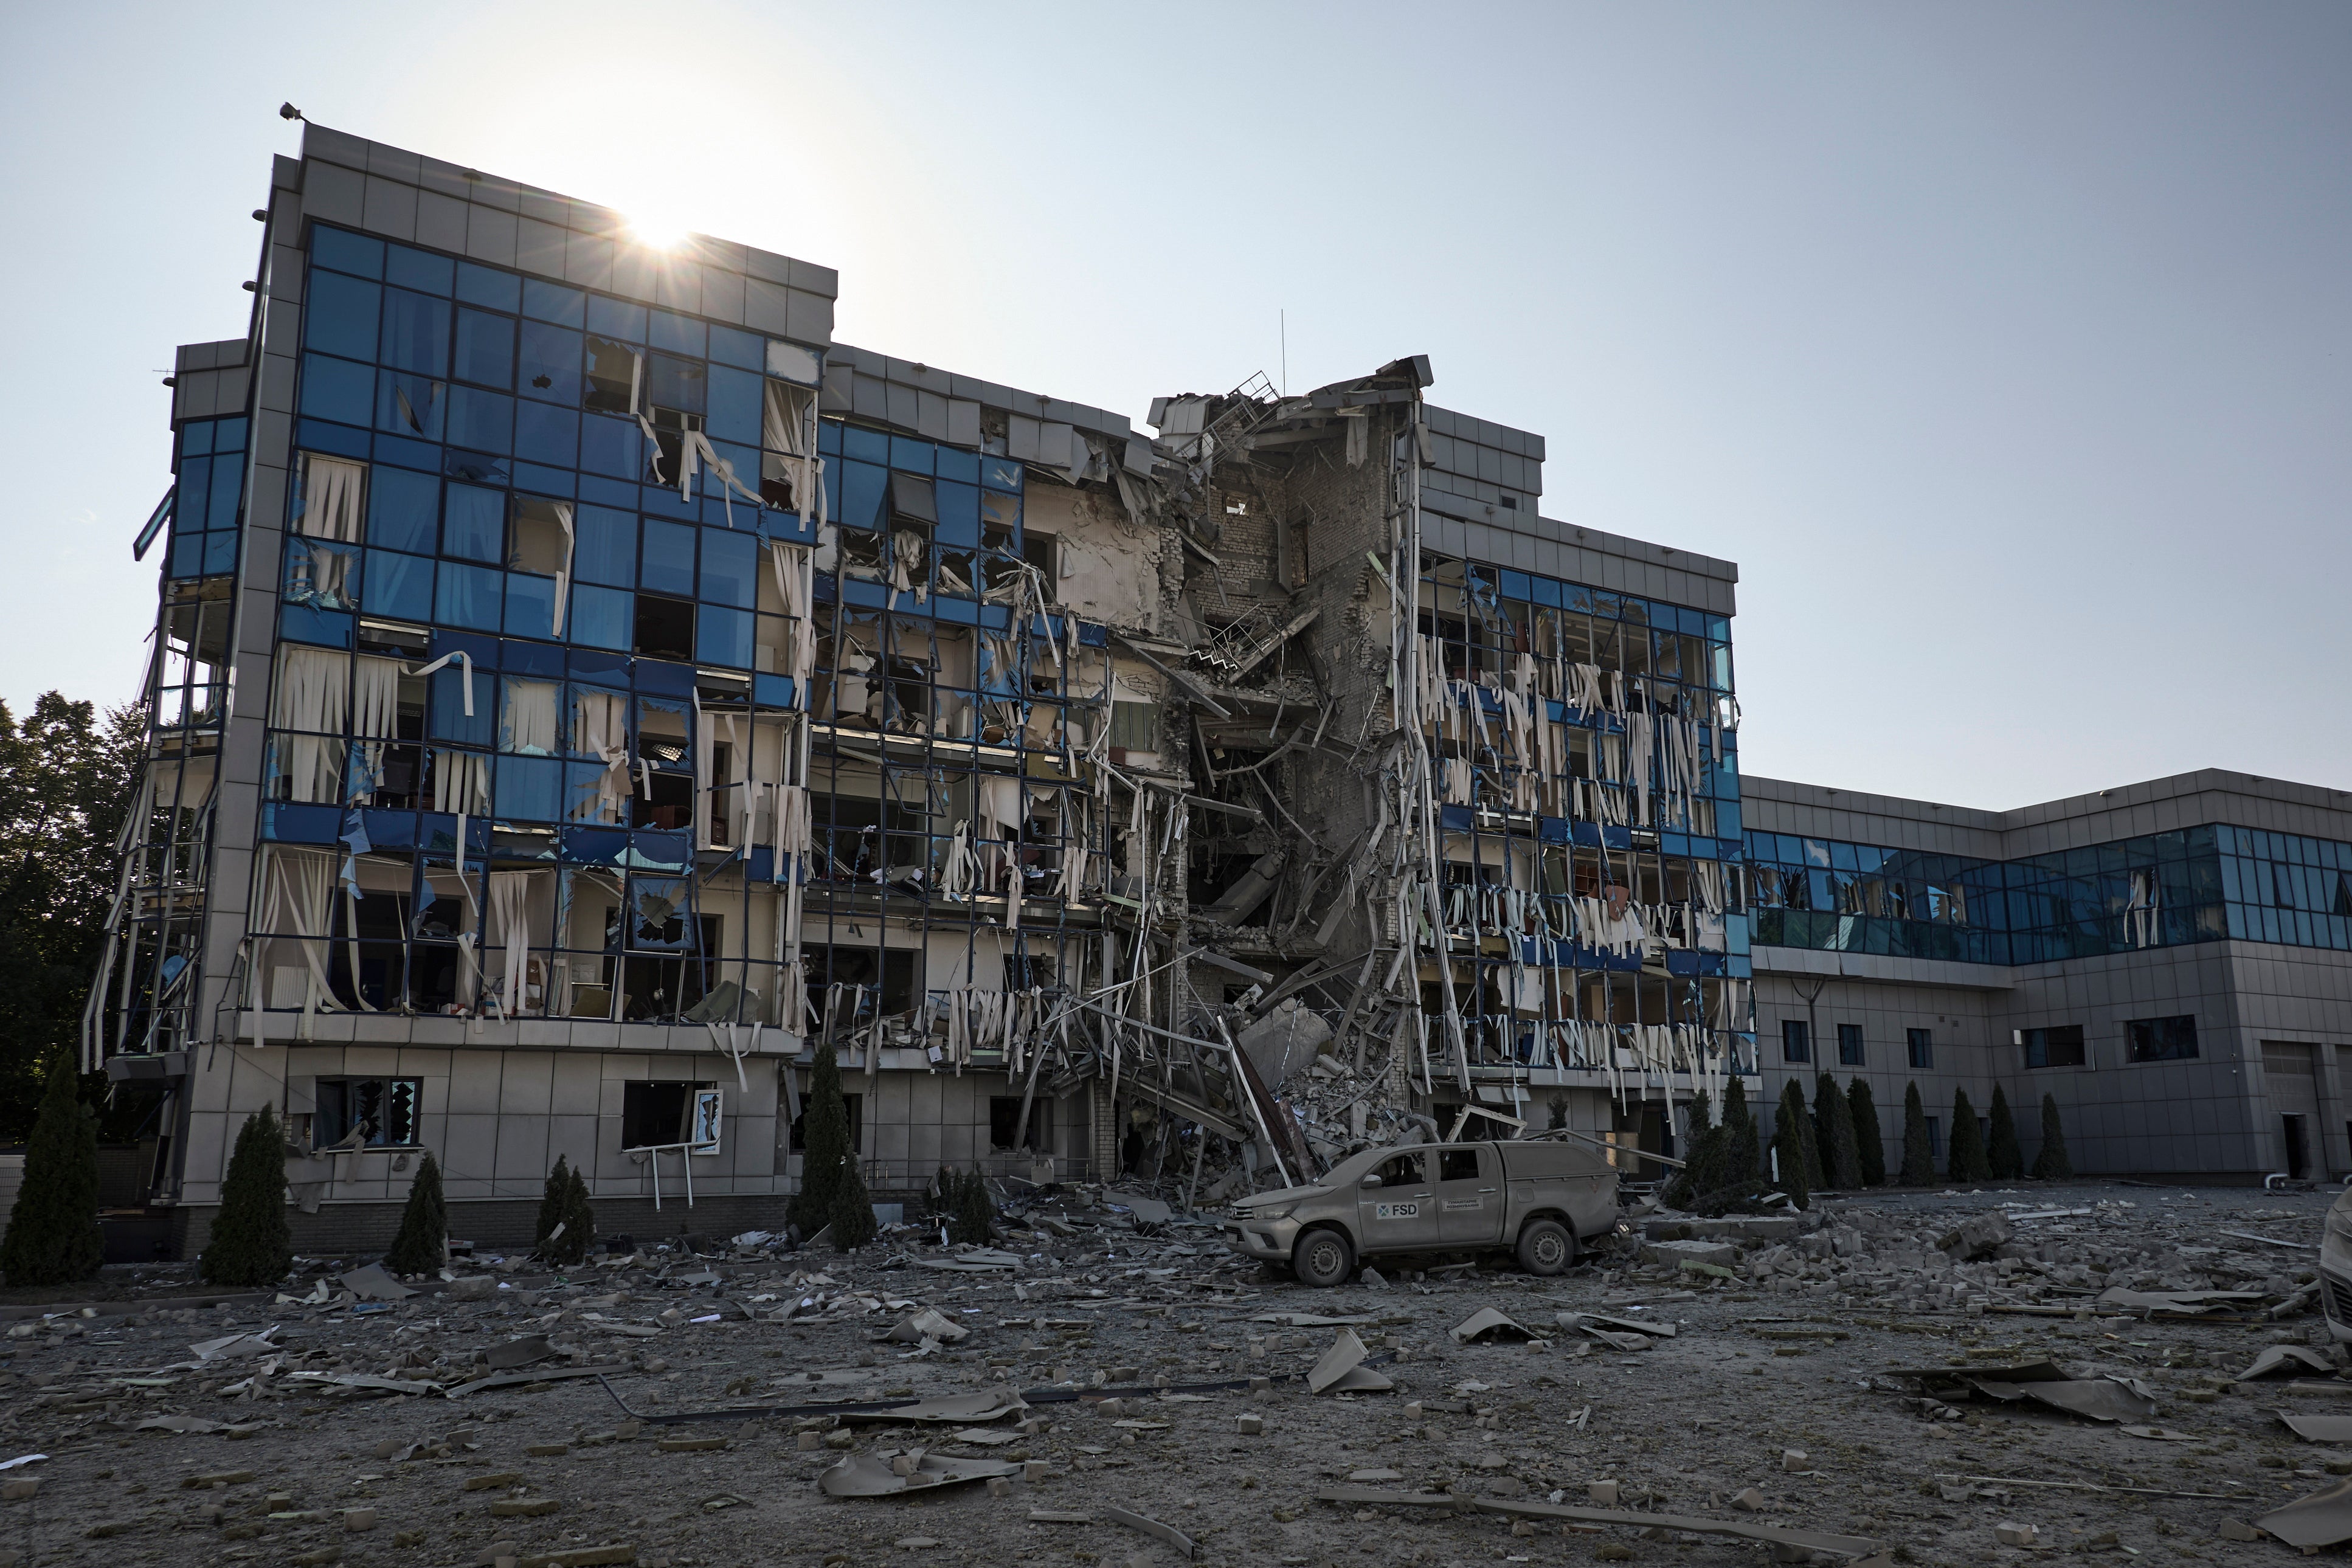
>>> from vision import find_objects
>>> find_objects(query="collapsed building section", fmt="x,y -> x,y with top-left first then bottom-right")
86,124 -> 1750,1255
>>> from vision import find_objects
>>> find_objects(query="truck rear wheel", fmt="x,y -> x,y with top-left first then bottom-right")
1516,1218 -> 1574,1276
1292,1227 -> 1354,1288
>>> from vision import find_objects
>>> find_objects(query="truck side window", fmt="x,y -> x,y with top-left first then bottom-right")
1373,1153 -> 1425,1187
1439,1148 -> 1481,1181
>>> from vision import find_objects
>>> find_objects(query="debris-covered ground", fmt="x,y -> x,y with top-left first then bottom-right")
3,1180 -> 2347,1567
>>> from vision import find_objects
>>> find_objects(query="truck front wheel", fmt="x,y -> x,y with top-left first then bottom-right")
1292,1227 -> 1354,1288
1516,1218 -> 1574,1276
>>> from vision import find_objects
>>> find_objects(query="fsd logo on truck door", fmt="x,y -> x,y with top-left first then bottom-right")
1374,1203 -> 1419,1220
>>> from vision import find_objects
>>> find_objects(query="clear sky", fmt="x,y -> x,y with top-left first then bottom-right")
4,2 -> 2347,811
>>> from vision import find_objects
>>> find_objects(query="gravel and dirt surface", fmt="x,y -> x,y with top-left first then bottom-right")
1,1180 -> 2342,1567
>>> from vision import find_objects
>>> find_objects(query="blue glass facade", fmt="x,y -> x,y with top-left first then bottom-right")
1744,823 -> 2275,964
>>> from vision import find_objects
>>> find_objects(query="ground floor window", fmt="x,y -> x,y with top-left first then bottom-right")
315,1077 -> 421,1147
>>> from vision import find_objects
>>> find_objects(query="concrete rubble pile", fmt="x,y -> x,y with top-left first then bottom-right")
15,1182 -> 2352,1563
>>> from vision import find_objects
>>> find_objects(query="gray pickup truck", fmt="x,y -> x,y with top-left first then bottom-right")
1220,1138 -> 1620,1287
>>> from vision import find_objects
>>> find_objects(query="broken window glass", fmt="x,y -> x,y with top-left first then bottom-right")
584,336 -> 638,414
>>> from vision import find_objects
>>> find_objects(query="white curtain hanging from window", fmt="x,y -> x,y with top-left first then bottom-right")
549,501 -> 575,638
434,750 -> 490,817
485,870 -> 544,1018
270,646 -> 349,803
571,688 -> 629,823
255,846 -> 341,1032
500,677 -> 561,755
299,455 -> 367,543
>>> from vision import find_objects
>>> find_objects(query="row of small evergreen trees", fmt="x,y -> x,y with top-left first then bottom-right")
1667,1074 -> 2072,1211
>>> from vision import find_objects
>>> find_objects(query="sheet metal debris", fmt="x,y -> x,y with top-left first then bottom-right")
818,1451 -> 1023,1497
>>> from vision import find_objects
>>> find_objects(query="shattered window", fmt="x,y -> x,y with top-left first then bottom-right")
314,1076 -> 421,1148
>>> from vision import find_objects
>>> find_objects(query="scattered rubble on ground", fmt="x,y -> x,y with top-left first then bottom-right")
4,1179 -> 2350,1564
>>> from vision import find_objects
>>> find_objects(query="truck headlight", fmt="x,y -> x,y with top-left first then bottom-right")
1251,1204 -> 1298,1223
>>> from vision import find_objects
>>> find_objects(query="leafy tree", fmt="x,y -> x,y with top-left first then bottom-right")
535,1155 -> 572,1257
0,1054 -> 103,1285
384,1150 -> 447,1274
202,1108 -> 292,1286
0,695 -> 145,1140
1770,1080 -> 1811,1210
1986,1085 -> 2024,1179
1814,1070 -> 1862,1190
1720,1076 -> 1759,1186
933,1166 -> 995,1244
1791,1077 -> 1824,1190
790,1040 -> 853,1238
561,1161 -> 596,1260
1847,1077 -> 1887,1187
2030,1093 -> 2074,1180
1664,1091 -> 1723,1209
1898,1082 -> 1937,1186
829,1139 -> 878,1252
1948,1088 -> 1990,1181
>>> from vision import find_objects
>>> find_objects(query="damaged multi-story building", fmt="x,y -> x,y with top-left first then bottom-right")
82,123 -> 2352,1260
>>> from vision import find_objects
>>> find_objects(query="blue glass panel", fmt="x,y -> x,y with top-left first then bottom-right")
502,638 -> 565,678
642,483 -> 695,520
517,320 -> 583,405
935,447 -> 979,484
705,364 -> 761,445
177,457 -> 213,530
511,463 -> 575,497
446,387 -> 513,454
933,480 -> 979,546
569,584 -> 633,650
386,244 -> 454,295
634,660 -> 694,696
585,295 -> 645,342
840,461 -> 886,530
206,458 -> 243,530
1532,576 -> 1561,607
367,466 -> 438,551
316,418 -> 383,458
444,450 -> 509,486
573,506 -> 637,587
299,354 -> 375,427
982,457 -> 1022,491
522,278 -> 585,328
279,604 -> 353,649
505,573 -> 559,638
640,519 -> 696,596
429,668 -> 494,745
434,562 -> 503,631
514,402 -> 579,468
380,289 -> 451,376
698,528 -> 757,607
648,311 -> 705,356
214,416 -> 248,451
455,261 -> 521,313
494,755 -> 562,822
201,531 -> 239,575
890,437 -> 933,474
454,308 -> 514,390
264,802 -> 344,845
579,413 -> 640,479
707,323 -> 761,370
842,426 -> 888,464
443,485 -> 506,562
753,673 -> 796,710
646,354 -> 705,413
817,419 -> 842,456
181,421 -> 216,459
695,604 -> 753,668
375,370 -> 445,440
311,227 -> 384,279
364,549 -> 433,621
305,271 -> 381,362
